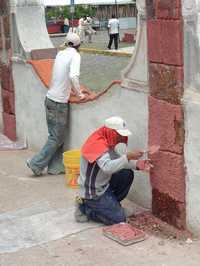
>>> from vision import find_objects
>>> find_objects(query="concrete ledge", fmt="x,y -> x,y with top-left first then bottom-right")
79,47 -> 132,57
49,33 -> 67,38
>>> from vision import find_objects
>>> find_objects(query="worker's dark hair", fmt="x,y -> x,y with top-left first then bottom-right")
67,42 -> 74,47
66,41 -> 80,50
112,14 -> 116,18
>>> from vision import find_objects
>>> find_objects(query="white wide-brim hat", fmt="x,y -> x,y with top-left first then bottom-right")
105,116 -> 132,136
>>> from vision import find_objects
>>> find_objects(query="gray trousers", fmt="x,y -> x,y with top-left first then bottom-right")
30,97 -> 68,174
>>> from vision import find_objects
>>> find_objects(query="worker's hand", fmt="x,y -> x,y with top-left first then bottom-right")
136,159 -> 153,172
71,89 -> 76,96
127,150 -> 144,160
78,93 -> 86,100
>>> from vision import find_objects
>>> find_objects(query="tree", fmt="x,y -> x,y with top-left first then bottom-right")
46,5 -> 96,21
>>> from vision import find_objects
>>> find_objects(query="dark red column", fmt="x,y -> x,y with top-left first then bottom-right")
0,1 -> 16,141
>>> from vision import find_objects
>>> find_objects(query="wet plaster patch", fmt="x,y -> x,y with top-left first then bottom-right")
0,202 -> 100,254
152,188 -> 186,230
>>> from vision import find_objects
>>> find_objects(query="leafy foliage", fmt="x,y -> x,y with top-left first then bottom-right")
46,5 -> 96,20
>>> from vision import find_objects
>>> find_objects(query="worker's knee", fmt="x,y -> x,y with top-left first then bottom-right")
84,203 -> 126,225
98,207 -> 126,225
122,169 -> 134,184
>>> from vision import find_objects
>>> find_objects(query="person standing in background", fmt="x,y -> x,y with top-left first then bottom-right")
84,16 -> 93,43
78,16 -> 86,43
86,16 -> 96,35
63,17 -> 70,33
107,14 -> 120,50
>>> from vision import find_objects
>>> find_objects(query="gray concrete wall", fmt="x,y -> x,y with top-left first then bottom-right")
10,0 -> 53,58
13,61 -> 48,150
184,91 -> 200,235
183,0 -> 200,235
119,17 -> 137,29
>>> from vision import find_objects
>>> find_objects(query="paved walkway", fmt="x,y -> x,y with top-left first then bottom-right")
51,29 -> 135,51
0,150 -> 200,266
51,31 -> 133,92
80,53 -> 129,91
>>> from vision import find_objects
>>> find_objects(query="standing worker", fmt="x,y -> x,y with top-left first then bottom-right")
84,17 -> 93,43
63,17 -> 70,33
107,14 -> 120,50
27,33 -> 85,176
78,16 -> 86,43
86,16 -> 96,35
75,116 -> 153,224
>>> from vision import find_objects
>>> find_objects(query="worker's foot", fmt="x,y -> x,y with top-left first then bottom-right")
47,170 -> 65,175
26,159 -> 42,176
123,207 -> 136,218
74,204 -> 89,223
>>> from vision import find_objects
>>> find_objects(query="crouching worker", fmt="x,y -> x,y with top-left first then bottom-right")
75,116 -> 152,225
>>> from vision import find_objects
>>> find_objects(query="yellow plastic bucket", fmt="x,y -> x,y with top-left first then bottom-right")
63,149 -> 81,188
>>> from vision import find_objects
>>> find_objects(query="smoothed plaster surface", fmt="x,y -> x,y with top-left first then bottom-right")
183,0 -> 200,235
184,90 -> 200,235
12,3 -> 53,56
13,62 -> 47,150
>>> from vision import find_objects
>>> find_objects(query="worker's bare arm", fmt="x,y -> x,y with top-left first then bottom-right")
71,76 -> 85,99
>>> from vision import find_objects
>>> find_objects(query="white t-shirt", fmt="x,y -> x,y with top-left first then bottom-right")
64,18 -> 69,25
47,47 -> 80,103
108,18 -> 119,34
79,18 -> 85,29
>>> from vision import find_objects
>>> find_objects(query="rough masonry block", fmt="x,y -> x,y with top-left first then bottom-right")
150,151 -> 185,203
0,37 -> 2,50
146,0 -> 156,19
155,0 -> 181,19
2,89 -> 15,114
147,20 -> 162,63
149,96 -> 184,154
3,15 -> 10,37
147,20 -> 183,65
31,48 -> 58,60
0,0 -> 8,15
161,20 -> 183,66
3,112 -> 16,141
0,64 -> 14,91
149,63 -> 184,105
5,38 -> 11,50
152,188 -> 186,229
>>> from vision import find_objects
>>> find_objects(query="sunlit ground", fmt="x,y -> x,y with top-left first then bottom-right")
51,29 -> 135,91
